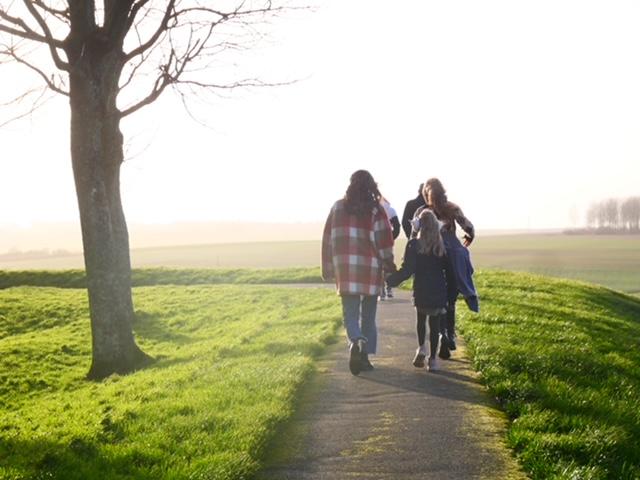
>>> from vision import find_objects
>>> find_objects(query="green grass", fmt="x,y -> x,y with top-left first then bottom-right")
3,266 -> 640,479
0,267 -> 322,290
459,270 -> 640,479
470,234 -> 640,294
0,284 -> 341,480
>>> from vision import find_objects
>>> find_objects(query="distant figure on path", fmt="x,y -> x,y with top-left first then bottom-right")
322,170 -> 396,376
401,183 -> 426,238
387,209 -> 454,371
414,178 -> 478,360
379,196 -> 401,300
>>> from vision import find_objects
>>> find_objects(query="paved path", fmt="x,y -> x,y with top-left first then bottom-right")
258,290 -> 528,480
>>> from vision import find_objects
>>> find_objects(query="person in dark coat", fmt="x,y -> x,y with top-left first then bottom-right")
413,178 -> 478,360
387,209 -> 454,371
401,183 -> 426,238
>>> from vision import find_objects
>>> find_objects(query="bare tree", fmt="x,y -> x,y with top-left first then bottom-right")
602,198 -> 619,229
624,196 -> 640,231
586,203 -> 598,229
1,1 -> 297,379
595,200 -> 607,229
621,197 -> 633,230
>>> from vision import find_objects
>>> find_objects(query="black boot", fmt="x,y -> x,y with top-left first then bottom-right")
438,335 -> 451,360
349,341 -> 362,375
360,351 -> 374,371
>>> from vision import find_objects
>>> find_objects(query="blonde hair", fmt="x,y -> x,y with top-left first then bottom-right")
417,209 -> 445,257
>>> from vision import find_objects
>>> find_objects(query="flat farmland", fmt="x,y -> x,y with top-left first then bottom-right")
470,234 -> 640,294
1,234 -> 638,293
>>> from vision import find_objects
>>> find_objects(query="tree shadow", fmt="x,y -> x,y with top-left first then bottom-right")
132,310 -> 194,345
0,436 -> 161,480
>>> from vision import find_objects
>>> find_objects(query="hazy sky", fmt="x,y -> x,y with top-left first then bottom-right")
1,0 -> 640,232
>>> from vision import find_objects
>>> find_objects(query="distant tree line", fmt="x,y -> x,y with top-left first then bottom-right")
585,197 -> 640,231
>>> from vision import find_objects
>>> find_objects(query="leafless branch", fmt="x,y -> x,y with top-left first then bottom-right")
0,86 -> 40,106
0,85 -> 52,128
124,0 -> 175,61
0,7 -> 65,45
1,46 -> 69,95
123,0 -> 150,33
20,0 -> 69,70
120,47 -> 177,117
33,0 -> 70,21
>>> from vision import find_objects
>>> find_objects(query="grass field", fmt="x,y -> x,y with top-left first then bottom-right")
1,268 -> 640,479
470,234 -> 640,294
459,270 -> 640,479
0,283 -> 340,480
1,234 -> 638,293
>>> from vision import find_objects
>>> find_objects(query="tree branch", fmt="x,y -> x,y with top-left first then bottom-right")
123,0 -> 150,33
21,0 -> 69,70
0,7 -> 65,45
0,85 -> 52,128
124,0 -> 175,61
33,0 -> 70,21
120,48 -> 177,117
1,47 -> 69,95
104,0 -> 135,43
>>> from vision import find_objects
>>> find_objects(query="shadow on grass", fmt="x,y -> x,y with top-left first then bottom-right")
132,310 -> 194,345
0,436 -> 161,480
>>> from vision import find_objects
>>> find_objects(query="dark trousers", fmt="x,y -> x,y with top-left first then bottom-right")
442,301 -> 456,338
416,311 -> 444,359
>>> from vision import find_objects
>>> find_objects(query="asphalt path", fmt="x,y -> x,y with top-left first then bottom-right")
258,290 -> 528,480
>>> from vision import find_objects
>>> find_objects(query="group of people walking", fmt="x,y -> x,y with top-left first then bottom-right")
321,170 -> 479,376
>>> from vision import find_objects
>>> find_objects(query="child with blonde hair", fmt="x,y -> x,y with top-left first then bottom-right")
386,209 -> 453,370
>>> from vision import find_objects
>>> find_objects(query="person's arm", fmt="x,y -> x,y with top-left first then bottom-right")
401,201 -> 413,238
373,207 -> 396,274
386,241 -> 417,287
390,215 -> 401,239
321,207 -> 335,281
454,206 -> 475,247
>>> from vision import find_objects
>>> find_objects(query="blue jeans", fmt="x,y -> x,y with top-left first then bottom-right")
340,294 -> 378,354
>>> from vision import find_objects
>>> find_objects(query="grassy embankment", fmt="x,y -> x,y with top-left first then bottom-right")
2,266 -> 640,479
459,270 -> 640,479
0,278 -> 339,479
0,267 -> 322,289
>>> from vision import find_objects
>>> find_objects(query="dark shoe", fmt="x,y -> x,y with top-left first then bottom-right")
412,346 -> 427,368
448,334 -> 457,351
438,341 -> 451,360
349,341 -> 362,375
360,352 -> 374,371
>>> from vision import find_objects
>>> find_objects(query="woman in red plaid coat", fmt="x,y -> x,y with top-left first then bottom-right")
322,170 -> 396,375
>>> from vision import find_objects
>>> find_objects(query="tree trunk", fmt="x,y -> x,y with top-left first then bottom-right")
68,42 -> 151,380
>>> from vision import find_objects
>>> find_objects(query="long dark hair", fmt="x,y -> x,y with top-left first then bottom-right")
424,177 -> 454,220
344,170 -> 381,216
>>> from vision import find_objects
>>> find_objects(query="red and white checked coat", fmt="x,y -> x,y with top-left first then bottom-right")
321,199 -> 395,296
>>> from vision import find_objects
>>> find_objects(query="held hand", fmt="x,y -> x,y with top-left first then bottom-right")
463,235 -> 473,247
321,266 -> 335,282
